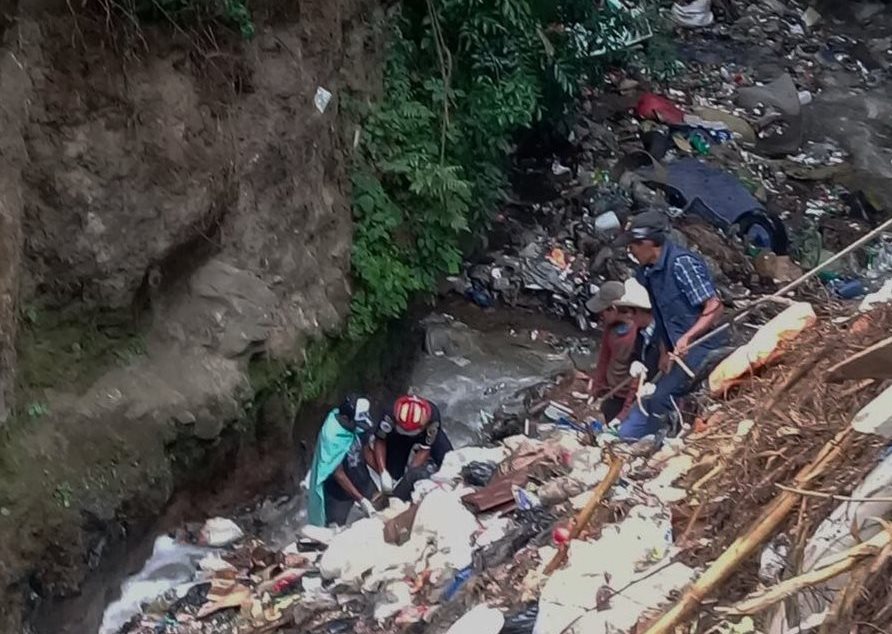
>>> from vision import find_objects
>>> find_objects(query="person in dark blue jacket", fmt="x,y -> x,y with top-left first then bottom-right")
614,211 -> 726,439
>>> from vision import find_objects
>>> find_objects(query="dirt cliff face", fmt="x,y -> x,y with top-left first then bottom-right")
0,1 -> 383,629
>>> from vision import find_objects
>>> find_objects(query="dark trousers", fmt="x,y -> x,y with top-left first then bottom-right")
618,346 -> 711,439
601,395 -> 626,422
324,495 -> 356,526
392,463 -> 437,501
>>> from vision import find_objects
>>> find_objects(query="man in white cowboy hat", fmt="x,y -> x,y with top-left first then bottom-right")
596,278 -> 660,426
613,278 -> 660,408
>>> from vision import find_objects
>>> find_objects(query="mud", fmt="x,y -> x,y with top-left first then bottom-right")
0,0 -> 386,630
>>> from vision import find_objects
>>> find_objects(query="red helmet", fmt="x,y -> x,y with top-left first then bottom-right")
393,396 -> 432,434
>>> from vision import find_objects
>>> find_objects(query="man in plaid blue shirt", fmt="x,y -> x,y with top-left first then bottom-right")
613,211 -> 726,439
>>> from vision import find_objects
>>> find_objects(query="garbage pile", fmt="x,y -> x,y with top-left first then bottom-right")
115,425 -> 704,634
452,0 -> 892,329
672,306 -> 892,621
112,298 -> 892,634
111,3 -> 892,632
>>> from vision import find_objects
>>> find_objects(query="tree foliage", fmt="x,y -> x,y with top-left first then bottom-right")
348,0 -> 663,337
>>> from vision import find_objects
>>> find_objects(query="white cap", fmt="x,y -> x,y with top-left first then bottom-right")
615,278 -> 651,311
354,397 -> 371,423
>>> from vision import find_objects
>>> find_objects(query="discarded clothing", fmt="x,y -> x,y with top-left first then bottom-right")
462,461 -> 499,487
638,158 -> 787,253
641,158 -> 762,229
636,93 -> 685,125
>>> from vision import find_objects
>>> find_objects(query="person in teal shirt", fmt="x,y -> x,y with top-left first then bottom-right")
307,395 -> 378,526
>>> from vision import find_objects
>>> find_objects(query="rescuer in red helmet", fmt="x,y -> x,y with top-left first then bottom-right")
370,394 -> 453,500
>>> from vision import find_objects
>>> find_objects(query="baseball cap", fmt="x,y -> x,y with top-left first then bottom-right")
585,280 -> 625,314
354,397 -> 372,430
614,210 -> 670,246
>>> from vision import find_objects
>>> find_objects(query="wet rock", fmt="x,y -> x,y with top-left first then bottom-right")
162,259 -> 277,358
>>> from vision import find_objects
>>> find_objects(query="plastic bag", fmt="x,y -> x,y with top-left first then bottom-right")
317,618 -> 358,634
501,602 -> 539,634
461,461 -> 499,487
474,508 -> 556,569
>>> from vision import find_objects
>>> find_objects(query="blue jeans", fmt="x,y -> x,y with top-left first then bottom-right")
618,346 -> 711,440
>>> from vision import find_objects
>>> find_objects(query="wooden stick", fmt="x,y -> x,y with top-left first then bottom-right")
762,349 -> 831,419
775,483 -> 892,504
818,556 -> 875,634
722,531 -> 890,616
642,426 -> 854,634
721,531 -> 890,615
692,464 -> 724,492
668,352 -> 696,378
594,375 -> 634,406
544,453 -> 624,575
679,500 -> 705,545
826,335 -> 892,382
687,216 -> 892,352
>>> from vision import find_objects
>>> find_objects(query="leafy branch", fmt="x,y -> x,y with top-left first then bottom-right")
347,0 -> 669,338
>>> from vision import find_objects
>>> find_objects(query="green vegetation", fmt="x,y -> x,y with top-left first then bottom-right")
15,305 -> 146,420
247,0 -> 672,409
247,321 -> 416,415
247,337 -> 345,409
53,481 -> 74,509
82,0 -> 255,40
128,0 -> 255,38
348,0 -> 667,337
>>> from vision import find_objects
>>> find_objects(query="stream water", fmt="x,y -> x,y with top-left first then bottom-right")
45,301 -> 592,634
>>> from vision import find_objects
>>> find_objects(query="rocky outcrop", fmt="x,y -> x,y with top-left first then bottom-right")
0,0 -> 384,629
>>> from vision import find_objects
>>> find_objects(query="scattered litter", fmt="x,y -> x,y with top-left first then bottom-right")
199,518 -> 243,547
672,0 -> 714,28
314,86 -> 333,113
446,605 -> 504,634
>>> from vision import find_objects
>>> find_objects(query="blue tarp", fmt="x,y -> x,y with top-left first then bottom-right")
643,157 -> 764,229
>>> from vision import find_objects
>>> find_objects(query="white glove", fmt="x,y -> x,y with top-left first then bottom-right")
380,470 -> 395,495
607,417 -> 621,430
629,361 -> 648,379
638,382 -> 656,397
359,498 -> 377,517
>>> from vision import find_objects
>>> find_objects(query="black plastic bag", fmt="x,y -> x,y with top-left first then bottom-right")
501,602 -> 539,634
474,508 -> 557,570
461,461 -> 498,487
171,582 -> 210,611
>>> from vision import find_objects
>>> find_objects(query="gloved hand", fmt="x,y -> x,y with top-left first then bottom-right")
638,382 -> 656,397
380,470 -> 395,495
629,361 -> 648,379
359,498 -> 377,518
607,417 -> 621,430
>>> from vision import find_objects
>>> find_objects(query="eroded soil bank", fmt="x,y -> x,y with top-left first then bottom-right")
0,1 -> 387,626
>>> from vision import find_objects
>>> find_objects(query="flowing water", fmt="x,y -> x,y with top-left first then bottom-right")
74,303 -> 591,634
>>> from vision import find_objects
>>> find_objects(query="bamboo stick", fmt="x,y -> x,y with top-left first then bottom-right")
687,216 -> 892,352
544,453 -> 625,575
722,532 -> 889,615
642,426 -> 853,634
775,483 -> 892,504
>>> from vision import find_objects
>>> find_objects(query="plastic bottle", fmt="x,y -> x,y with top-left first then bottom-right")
689,132 -> 711,155
794,220 -> 822,270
